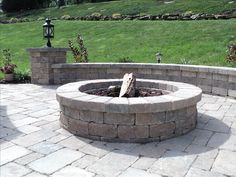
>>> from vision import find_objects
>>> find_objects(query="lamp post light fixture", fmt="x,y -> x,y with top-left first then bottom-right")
43,18 -> 54,47
156,52 -> 162,63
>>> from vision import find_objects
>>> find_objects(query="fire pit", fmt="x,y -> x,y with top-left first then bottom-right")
56,78 -> 202,143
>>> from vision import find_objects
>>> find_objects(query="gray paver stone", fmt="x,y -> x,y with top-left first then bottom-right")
28,148 -> 84,174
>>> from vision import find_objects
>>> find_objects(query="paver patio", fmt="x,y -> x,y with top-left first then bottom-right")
0,84 -> 236,177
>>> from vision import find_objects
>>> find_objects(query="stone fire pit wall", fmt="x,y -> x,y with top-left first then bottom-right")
56,79 -> 202,143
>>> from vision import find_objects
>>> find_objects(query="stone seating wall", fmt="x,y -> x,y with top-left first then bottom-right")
27,48 -> 236,98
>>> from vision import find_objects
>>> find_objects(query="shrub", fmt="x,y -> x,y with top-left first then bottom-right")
0,49 -> 17,74
60,14 -> 71,20
13,69 -> 31,83
179,58 -> 192,64
68,33 -> 88,63
91,12 -> 102,17
37,17 -> 45,21
112,13 -> 122,18
8,17 -> 18,23
117,57 -> 133,63
226,44 -> 236,62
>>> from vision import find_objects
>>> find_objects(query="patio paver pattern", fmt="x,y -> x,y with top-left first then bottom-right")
0,84 -> 236,177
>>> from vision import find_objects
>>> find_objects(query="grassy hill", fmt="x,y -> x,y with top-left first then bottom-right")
0,0 -> 236,79
0,20 -> 236,74
1,0 -> 236,20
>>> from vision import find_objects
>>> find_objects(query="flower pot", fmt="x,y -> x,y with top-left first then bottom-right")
5,73 -> 14,82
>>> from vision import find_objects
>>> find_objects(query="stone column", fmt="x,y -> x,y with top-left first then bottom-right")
27,48 -> 69,85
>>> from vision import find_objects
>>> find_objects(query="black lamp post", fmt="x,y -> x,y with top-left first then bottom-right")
43,18 -> 54,47
156,52 -> 162,63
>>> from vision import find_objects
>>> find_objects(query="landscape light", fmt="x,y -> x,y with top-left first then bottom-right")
43,18 -> 54,47
156,52 -> 162,63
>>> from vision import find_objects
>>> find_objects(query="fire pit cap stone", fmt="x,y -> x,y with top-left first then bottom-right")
56,79 -> 202,113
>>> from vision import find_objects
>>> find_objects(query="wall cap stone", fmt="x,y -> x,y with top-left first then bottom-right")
26,47 -> 70,52
52,63 -> 236,76
57,79 -> 202,113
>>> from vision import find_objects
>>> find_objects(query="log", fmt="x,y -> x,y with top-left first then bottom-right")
119,73 -> 136,97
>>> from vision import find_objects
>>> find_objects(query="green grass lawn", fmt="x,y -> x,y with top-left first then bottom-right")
0,19 -> 236,79
1,0 -> 236,20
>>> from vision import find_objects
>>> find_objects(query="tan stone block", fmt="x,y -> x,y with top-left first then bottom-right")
80,110 -> 104,123
104,113 -> 134,125
134,126 -> 149,138
68,118 -> 89,136
118,125 -> 135,140
136,112 -> 165,125
213,73 -> 228,81
167,70 -> 181,76
212,87 -> 227,96
150,122 -> 175,137
228,90 -> 236,98
198,72 -> 212,79
89,123 -> 117,138
229,75 -> 236,83
182,71 -> 197,77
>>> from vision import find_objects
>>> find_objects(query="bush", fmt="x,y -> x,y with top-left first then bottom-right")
60,14 -> 71,20
68,33 -> 88,63
13,69 -> 31,83
117,57 -> 133,63
226,44 -> 236,62
8,17 -> 18,23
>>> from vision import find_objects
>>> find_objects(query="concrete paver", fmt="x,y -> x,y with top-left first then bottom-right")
0,84 -> 236,177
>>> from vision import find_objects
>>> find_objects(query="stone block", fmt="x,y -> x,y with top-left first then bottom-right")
136,112 -> 165,125
89,123 -> 117,138
150,122 -> 175,137
80,110 -> 104,123
197,72 -> 212,79
212,87 -> 227,96
197,78 -> 212,86
229,75 -> 236,83
182,71 -> 197,77
228,89 -> 236,98
128,97 -> 151,113
28,149 -> 84,174
167,70 -> 181,76
104,113 -> 135,125
138,68 -> 152,74
228,82 -> 236,90
118,125 -> 135,140
181,77 -> 197,85
105,98 -> 129,113
198,85 -> 212,93
107,68 -> 120,74
151,69 -> 167,75
166,108 -> 187,122
68,118 -> 89,136
64,106 -> 80,119
213,73 -> 228,81
187,105 -> 197,116
134,125 -> 149,138
60,113 -> 69,128
212,80 -> 228,88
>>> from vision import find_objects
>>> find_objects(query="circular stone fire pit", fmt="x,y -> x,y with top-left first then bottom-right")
56,79 -> 202,143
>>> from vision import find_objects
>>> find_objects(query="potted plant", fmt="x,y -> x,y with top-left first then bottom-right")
0,49 -> 17,82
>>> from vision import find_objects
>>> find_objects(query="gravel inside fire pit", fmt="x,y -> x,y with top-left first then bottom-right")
85,86 -> 163,97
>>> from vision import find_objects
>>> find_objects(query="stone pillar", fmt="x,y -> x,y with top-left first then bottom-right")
27,48 -> 69,85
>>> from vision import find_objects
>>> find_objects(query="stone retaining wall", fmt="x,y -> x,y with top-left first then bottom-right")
52,63 -> 236,98
27,48 -> 236,98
